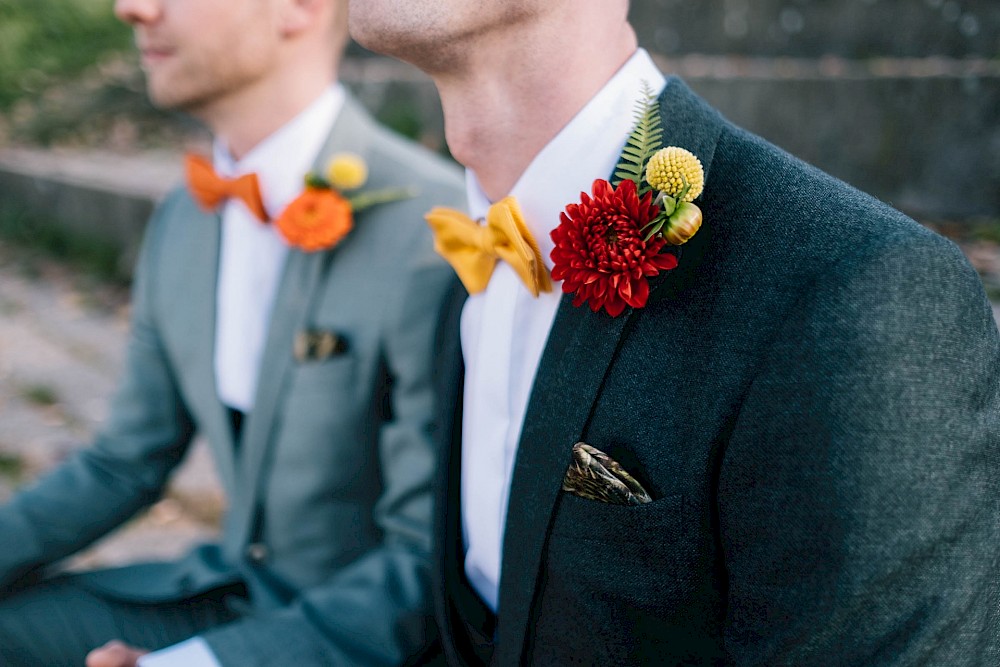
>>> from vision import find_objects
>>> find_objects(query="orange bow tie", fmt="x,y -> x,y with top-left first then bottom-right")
185,153 -> 268,222
425,197 -> 552,297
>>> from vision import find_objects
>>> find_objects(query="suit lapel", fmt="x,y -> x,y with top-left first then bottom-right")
228,247 -> 329,540
230,95 -> 377,547
492,77 -> 726,664
184,203 -> 239,493
492,294 -> 636,663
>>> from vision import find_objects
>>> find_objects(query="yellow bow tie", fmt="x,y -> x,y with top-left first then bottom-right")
425,197 -> 553,297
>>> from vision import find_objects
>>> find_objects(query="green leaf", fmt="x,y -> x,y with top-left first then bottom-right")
611,82 -> 665,197
662,196 -> 678,217
643,221 -> 665,242
305,172 -> 329,189
348,186 -> 419,213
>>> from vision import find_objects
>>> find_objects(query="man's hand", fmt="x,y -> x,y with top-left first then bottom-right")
86,640 -> 149,667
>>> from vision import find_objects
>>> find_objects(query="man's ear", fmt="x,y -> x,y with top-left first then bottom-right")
279,0 -> 325,37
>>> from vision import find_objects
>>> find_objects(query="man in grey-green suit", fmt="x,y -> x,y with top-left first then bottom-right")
0,0 -> 463,665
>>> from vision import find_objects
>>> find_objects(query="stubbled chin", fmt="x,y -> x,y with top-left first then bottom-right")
355,32 -> 461,76
349,13 -> 435,61
144,76 -> 178,108
145,79 -> 198,112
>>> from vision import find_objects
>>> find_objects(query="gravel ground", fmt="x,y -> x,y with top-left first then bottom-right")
0,244 -> 222,571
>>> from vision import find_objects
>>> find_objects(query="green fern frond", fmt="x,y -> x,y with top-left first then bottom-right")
610,83 -> 664,198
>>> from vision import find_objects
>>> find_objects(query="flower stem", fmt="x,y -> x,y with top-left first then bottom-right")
348,187 -> 419,213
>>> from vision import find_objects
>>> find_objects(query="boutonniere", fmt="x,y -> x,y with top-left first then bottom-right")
275,153 -> 416,252
550,87 -> 705,317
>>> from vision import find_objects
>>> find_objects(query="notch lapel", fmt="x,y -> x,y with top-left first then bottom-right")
228,247 -> 330,546
492,76 -> 726,664
182,203 -> 238,493
492,294 -> 637,664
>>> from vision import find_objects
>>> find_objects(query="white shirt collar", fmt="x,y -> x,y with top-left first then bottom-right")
213,84 -> 347,220
466,48 -> 665,266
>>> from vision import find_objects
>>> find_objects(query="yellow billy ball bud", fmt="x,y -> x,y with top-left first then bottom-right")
645,146 -> 704,202
326,153 -> 368,191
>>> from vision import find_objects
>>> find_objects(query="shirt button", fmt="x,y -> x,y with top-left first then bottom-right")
246,542 -> 269,564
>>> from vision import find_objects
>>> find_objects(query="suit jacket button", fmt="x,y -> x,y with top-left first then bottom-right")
246,542 -> 269,564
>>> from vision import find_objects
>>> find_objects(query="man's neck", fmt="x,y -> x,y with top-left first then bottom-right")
202,67 -> 336,161
430,20 -> 637,201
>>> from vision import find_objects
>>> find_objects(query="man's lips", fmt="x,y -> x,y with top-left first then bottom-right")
137,44 -> 175,67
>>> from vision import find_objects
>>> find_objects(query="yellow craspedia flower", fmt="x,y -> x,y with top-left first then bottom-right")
645,146 -> 704,202
326,153 -> 368,191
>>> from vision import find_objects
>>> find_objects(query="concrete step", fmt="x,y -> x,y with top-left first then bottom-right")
0,147 -> 182,273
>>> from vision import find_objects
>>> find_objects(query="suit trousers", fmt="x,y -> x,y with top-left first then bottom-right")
0,573 -> 247,667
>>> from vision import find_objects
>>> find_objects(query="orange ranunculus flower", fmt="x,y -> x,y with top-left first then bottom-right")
274,187 -> 353,252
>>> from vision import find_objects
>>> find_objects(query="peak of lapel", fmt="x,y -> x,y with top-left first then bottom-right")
645,77 -> 726,304
492,76 -> 727,665
229,94 -> 377,548
659,77 -> 725,177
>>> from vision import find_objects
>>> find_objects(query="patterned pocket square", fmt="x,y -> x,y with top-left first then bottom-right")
562,442 -> 652,505
293,330 -> 348,362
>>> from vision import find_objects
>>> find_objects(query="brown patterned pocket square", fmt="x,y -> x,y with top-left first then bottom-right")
562,442 -> 652,505
293,330 -> 348,362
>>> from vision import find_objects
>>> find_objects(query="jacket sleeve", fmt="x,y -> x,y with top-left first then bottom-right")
202,249 -> 454,666
718,231 -> 1000,664
0,208 -> 195,589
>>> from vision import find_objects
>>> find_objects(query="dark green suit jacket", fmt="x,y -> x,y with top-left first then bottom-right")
0,96 -> 465,665
432,78 -> 1000,665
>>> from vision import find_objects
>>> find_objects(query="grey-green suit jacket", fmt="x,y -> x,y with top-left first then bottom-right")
0,96 -> 465,664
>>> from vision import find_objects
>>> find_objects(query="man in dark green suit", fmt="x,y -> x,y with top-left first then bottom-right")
350,0 -> 1000,664
0,0 -> 464,665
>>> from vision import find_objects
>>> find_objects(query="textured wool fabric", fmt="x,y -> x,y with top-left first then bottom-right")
431,78 -> 1000,665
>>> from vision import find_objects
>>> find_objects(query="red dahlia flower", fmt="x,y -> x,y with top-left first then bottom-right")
550,178 -> 678,317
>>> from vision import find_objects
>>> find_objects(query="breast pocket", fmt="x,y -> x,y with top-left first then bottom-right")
544,492 -> 686,607
276,353 -> 370,484
280,354 -> 363,446
287,354 -> 357,397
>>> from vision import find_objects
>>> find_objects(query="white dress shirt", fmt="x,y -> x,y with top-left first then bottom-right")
214,85 -> 346,412
460,49 -> 666,611
136,85 -> 345,667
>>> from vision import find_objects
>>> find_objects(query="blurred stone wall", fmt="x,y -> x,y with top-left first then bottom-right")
349,0 -> 999,222
631,0 -> 998,57
628,0 -> 1000,220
